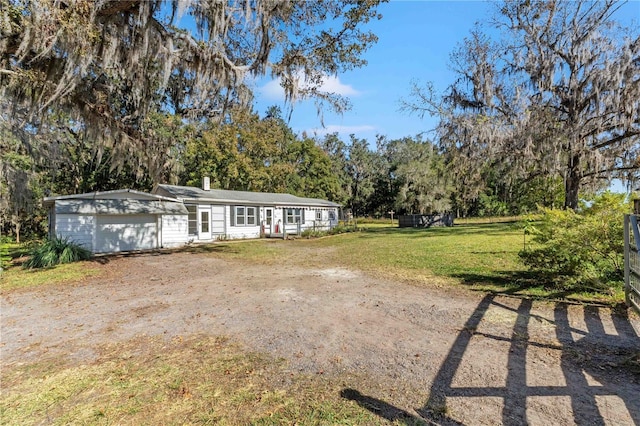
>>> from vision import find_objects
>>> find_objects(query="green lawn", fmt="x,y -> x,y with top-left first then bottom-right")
0,240 -> 102,292
1,261 -> 103,292
320,223 -> 526,283
211,222 -> 526,286
213,222 -> 624,305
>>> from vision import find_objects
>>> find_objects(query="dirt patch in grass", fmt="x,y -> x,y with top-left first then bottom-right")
2,245 -> 639,424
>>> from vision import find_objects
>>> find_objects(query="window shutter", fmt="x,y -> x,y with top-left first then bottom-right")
302,208 -> 305,224
230,206 -> 235,226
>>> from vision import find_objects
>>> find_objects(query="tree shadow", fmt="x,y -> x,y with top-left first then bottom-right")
340,389 -> 432,425
88,243 -> 239,264
451,271 -> 624,308
343,294 -> 640,424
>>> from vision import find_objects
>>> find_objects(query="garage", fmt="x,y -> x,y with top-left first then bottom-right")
95,215 -> 158,253
44,190 -> 189,254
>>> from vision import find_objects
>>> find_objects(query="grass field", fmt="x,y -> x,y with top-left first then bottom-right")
1,335 -> 381,425
0,240 -> 102,292
213,222 -> 624,305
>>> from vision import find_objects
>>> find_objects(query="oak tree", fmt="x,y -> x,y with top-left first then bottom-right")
406,0 -> 639,209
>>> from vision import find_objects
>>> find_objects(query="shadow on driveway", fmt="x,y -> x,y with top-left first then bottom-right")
342,293 -> 639,424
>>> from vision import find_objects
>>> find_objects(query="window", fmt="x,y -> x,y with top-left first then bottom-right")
247,207 -> 256,225
233,206 -> 257,226
187,205 -> 197,235
328,211 -> 336,221
316,210 -> 323,221
236,207 -> 245,226
285,208 -> 303,224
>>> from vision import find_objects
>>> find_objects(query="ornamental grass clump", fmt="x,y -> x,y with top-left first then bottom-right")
23,237 -> 92,269
519,192 -> 630,293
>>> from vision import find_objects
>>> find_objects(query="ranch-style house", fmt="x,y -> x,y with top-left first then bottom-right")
45,178 -> 340,254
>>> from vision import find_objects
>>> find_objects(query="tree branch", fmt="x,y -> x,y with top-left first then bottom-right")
590,130 -> 640,151
582,164 -> 640,178
96,1 -> 140,17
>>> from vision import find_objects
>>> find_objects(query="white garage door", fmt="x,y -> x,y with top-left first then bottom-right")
96,215 -> 158,253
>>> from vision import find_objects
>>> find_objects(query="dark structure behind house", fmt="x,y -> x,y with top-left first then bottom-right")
398,213 -> 454,228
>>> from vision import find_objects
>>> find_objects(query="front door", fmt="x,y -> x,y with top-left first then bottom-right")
263,208 -> 273,236
198,206 -> 211,240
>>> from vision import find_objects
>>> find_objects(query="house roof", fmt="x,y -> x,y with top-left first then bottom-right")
155,184 -> 341,208
52,199 -> 188,215
44,189 -> 179,204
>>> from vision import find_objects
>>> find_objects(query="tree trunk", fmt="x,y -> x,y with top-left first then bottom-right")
564,163 -> 581,210
14,220 -> 20,244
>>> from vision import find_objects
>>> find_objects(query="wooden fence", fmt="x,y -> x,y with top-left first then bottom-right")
624,214 -> 640,315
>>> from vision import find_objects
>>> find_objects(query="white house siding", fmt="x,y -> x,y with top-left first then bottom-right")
55,214 -> 94,249
211,205 -> 225,235
219,205 -> 339,238
301,209 -> 329,231
221,205 -> 259,239
303,209 -> 313,225
161,215 -> 189,247
225,226 -> 261,239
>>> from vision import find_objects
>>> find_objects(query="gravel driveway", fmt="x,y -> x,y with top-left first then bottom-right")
2,247 -> 639,424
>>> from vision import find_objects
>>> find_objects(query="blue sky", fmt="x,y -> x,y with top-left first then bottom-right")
254,1 -> 496,142
252,0 -> 640,146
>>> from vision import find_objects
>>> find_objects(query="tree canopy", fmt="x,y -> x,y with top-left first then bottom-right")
0,0 -> 383,177
0,0 -> 384,238
1,0 -> 382,120
405,0 -> 639,209
180,107 -> 341,200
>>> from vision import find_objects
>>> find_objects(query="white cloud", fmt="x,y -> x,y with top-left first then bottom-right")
307,124 -> 376,136
260,79 -> 286,100
316,75 -> 360,96
259,73 -> 360,101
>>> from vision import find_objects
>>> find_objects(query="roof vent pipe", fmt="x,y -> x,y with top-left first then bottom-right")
202,176 -> 211,191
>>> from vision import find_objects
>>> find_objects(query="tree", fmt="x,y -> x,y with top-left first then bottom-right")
181,107 -> 340,199
0,129 -> 45,241
366,135 -> 398,217
345,135 -> 379,216
318,132 -> 352,205
1,0 -> 384,221
405,0 -> 639,210
1,0 -> 382,138
285,137 -> 342,200
386,136 -> 452,215
181,108 -> 278,191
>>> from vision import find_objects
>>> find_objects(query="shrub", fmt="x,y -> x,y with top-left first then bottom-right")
299,225 -> 362,239
23,237 -> 92,269
519,192 -> 630,291
300,229 -> 325,238
327,224 -> 362,235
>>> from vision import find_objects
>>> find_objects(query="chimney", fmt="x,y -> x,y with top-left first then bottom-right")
202,176 -> 211,191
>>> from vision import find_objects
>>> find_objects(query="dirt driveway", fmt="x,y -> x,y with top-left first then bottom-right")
2,245 -> 639,424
